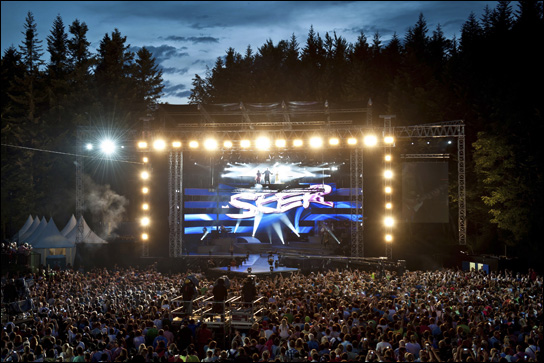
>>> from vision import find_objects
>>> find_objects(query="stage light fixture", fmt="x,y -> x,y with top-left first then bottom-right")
141,233 -> 149,240
385,234 -> 393,242
309,137 -> 323,148
364,135 -> 378,147
142,157 -> 149,163
153,139 -> 166,151
100,139 -> 116,155
386,202 -> 392,209
86,143 -> 93,150
240,140 -> 251,148
204,138 -> 218,151
347,138 -> 357,145
256,137 -> 271,150
142,203 -> 149,210
224,140 -> 233,148
293,139 -> 303,147
384,217 -> 394,227
189,140 -> 199,148
141,217 -> 150,226
385,154 -> 392,162
172,141 -> 182,148
140,171 -> 149,180
275,139 -> 286,148
329,137 -> 339,146
385,186 -> 392,194
142,187 -> 149,194
384,170 -> 393,179
384,136 -> 395,144
138,141 -> 148,149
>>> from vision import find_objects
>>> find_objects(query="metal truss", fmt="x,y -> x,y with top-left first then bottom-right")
350,147 -> 364,257
169,151 -> 183,257
381,115 -> 394,260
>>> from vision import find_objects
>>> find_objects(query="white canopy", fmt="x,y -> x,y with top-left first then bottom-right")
24,217 -> 48,246
19,216 -> 41,243
60,214 -> 77,236
12,214 -> 33,242
65,216 -> 108,244
31,218 -> 76,266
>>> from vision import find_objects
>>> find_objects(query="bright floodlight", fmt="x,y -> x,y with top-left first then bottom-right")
385,234 -> 393,242
142,187 -> 149,194
384,170 -> 393,179
256,137 -> 271,150
240,140 -> 251,148
142,157 -> 149,163
204,138 -> 218,151
172,141 -> 182,148
384,136 -> 395,144
141,217 -> 150,226
364,135 -> 378,147
100,139 -> 116,155
293,139 -> 303,147
142,203 -> 149,210
347,138 -> 358,145
309,137 -> 323,148
141,233 -> 149,240
275,139 -> 286,148
329,137 -> 339,146
385,202 -> 392,209
223,140 -> 233,148
384,216 -> 394,227
86,143 -> 93,150
140,171 -> 149,180
153,139 -> 166,151
385,154 -> 392,162
385,186 -> 392,194
189,140 -> 199,148
138,141 -> 148,149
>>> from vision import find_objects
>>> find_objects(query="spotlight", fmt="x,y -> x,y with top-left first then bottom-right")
86,143 -> 93,150
385,154 -> 392,162
309,137 -> 323,148
224,140 -> 233,148
172,141 -> 182,148
384,217 -> 394,227
385,202 -> 392,209
347,138 -> 357,145
385,186 -> 392,194
189,140 -> 199,148
204,138 -> 218,151
385,234 -> 393,242
293,139 -> 303,147
100,139 -> 116,155
240,140 -> 251,148
384,170 -> 393,179
256,137 -> 271,150
363,135 -> 378,147
141,233 -> 149,240
141,171 -> 149,180
275,139 -> 286,148
153,139 -> 166,151
329,137 -> 339,146
137,141 -> 148,149
384,136 -> 395,144
142,187 -> 149,194
142,203 -> 149,210
141,217 -> 150,227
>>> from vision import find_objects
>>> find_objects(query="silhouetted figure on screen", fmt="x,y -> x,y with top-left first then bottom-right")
263,168 -> 271,184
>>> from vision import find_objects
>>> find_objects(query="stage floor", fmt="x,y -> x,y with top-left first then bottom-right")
209,253 -> 299,277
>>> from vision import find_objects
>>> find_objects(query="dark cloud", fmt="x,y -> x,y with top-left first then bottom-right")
163,35 -> 219,44
128,44 -> 189,64
161,66 -> 190,75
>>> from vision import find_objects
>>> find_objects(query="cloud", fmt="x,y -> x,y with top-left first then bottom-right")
163,35 -> 219,44
161,66 -> 190,75
128,44 -> 189,64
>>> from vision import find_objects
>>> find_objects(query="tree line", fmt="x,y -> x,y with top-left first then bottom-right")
1,2 -> 543,263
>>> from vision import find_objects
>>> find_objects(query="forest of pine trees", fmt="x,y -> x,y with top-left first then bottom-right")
1,2 -> 543,264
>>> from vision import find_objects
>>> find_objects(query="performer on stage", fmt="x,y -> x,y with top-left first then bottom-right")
255,170 -> 262,184
263,168 -> 272,184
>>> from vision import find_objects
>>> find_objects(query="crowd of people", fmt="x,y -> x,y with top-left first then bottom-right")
1,263 -> 541,362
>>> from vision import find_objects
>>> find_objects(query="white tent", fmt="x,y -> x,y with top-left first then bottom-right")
65,216 -> 108,244
12,214 -> 33,242
18,216 -> 41,243
24,217 -> 48,246
60,214 -> 77,236
31,218 -> 76,266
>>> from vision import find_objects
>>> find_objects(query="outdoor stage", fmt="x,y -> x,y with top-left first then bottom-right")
208,253 -> 299,277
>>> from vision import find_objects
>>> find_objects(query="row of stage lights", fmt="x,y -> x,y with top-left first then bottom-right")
136,135 -> 395,151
